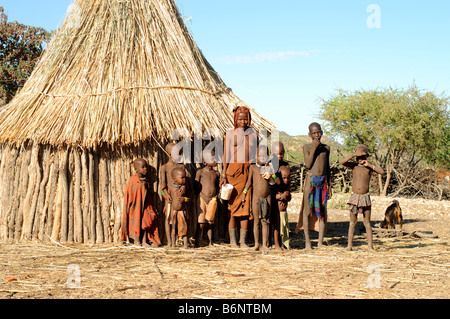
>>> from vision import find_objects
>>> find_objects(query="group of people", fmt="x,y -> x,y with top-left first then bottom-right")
120,106 -> 385,251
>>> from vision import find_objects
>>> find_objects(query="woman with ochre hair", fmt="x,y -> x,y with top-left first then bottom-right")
220,105 -> 257,248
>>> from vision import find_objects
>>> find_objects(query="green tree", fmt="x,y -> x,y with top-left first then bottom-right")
0,7 -> 51,103
320,84 -> 450,196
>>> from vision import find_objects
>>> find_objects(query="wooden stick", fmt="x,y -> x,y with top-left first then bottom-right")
22,144 -> 42,240
33,146 -> 51,241
0,146 -> 9,239
110,157 -> 122,242
81,148 -> 90,243
1,147 -> 19,240
94,152 -> 104,244
88,151 -> 96,243
67,150 -> 75,243
59,147 -> 70,242
15,144 -> 32,240
99,154 -> 110,243
36,147 -> 52,241
74,148 -> 83,243
43,151 -> 59,242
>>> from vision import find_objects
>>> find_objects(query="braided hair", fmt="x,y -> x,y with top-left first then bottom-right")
233,105 -> 252,129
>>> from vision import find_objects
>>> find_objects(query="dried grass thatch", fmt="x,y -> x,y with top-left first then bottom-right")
0,0 -> 273,244
0,0 -> 273,148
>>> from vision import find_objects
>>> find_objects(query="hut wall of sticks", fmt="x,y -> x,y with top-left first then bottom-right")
0,0 -> 273,243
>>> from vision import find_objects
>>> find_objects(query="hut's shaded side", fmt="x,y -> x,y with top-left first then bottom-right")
0,0 -> 273,243
0,142 -> 159,243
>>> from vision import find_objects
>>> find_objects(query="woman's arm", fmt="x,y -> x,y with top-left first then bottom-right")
220,132 -> 230,187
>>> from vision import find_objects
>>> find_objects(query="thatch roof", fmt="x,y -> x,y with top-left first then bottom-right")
0,0 -> 273,148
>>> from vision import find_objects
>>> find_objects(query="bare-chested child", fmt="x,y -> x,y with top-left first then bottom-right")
167,167 -> 191,249
275,166 -> 292,250
160,143 -> 185,247
295,122 -> 331,250
243,147 -> 280,251
340,145 -> 384,251
194,150 -> 220,247
270,141 -> 289,251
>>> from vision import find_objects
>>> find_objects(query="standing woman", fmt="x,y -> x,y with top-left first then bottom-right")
220,105 -> 257,248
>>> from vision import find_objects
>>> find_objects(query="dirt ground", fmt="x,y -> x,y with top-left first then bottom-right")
0,193 -> 449,299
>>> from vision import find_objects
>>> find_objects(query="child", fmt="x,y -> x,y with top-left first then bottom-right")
121,159 -> 161,247
271,141 -> 289,169
270,141 -> 289,251
159,142 -> 185,247
243,147 -> 280,251
194,150 -> 220,247
167,166 -> 191,249
340,144 -> 384,251
295,123 -> 331,250
275,165 -> 292,250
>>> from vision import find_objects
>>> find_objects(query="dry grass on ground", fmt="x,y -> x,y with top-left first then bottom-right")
0,193 -> 449,299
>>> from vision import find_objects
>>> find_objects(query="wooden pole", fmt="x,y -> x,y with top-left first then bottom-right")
44,150 -> 59,242
88,151 -> 96,243
33,146 -> 51,241
74,147 -> 83,243
81,149 -> 90,243
15,144 -> 32,241
60,147 -> 70,242
99,154 -> 110,243
22,144 -> 42,241
67,150 -> 75,243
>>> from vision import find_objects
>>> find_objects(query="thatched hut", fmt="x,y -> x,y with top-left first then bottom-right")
0,0 -> 273,243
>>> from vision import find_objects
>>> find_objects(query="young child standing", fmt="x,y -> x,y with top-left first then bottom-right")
160,142 -> 185,247
121,159 -> 161,247
270,141 -> 289,251
194,150 -> 220,247
167,167 -> 191,249
243,147 -> 280,251
295,123 -> 331,250
275,165 -> 292,250
340,144 -> 384,251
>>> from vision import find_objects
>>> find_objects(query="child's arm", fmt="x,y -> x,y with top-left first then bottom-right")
242,166 -> 254,203
340,153 -> 357,169
303,142 -> 320,169
275,191 -> 283,200
326,146 -> 332,199
285,190 -> 292,202
362,160 -> 385,175
159,166 -> 171,201
194,169 -> 202,195
262,164 -> 281,185
220,132 -> 231,187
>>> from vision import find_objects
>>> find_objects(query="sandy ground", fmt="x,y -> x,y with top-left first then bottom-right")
0,193 -> 449,300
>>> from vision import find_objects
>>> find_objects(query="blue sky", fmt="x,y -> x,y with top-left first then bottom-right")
2,0 -> 449,136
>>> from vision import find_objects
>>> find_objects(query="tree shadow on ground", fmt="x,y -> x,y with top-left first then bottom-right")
286,218 -> 432,250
